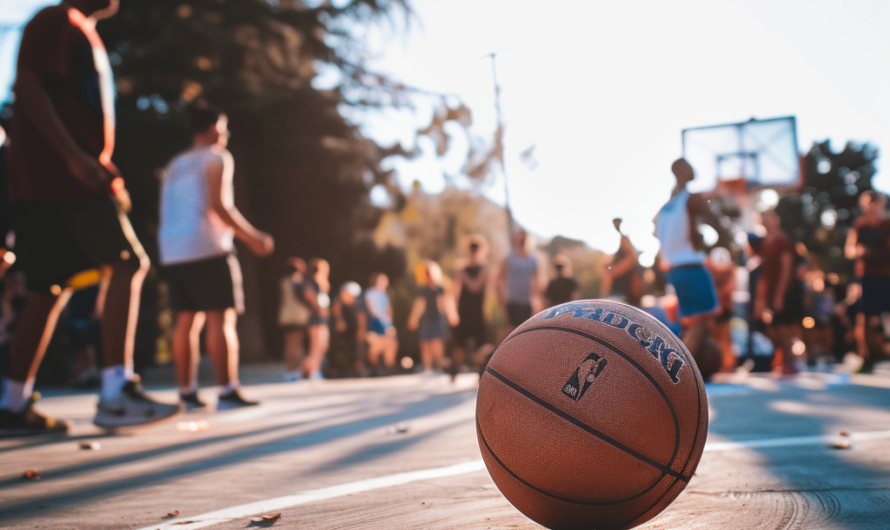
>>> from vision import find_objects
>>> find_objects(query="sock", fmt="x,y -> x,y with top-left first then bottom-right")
179,382 -> 198,396
100,365 -> 129,402
221,381 -> 239,395
0,378 -> 33,413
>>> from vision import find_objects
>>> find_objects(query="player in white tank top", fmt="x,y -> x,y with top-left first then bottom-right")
654,159 -> 730,377
158,146 -> 235,265
158,103 -> 275,411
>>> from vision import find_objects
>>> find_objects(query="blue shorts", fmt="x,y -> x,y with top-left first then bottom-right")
666,264 -> 718,318
368,317 -> 392,335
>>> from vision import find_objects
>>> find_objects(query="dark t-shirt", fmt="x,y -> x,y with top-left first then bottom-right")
761,231 -> 793,301
7,5 -> 114,202
546,277 -> 578,306
853,216 -> 890,278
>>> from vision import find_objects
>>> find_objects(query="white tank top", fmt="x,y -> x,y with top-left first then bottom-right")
158,146 -> 235,265
655,188 -> 705,268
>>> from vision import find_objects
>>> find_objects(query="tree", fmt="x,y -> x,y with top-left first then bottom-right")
776,140 -> 879,277
96,0 -> 443,360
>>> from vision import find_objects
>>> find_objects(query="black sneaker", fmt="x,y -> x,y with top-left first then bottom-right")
0,393 -> 70,438
217,389 -> 259,411
94,378 -> 180,428
180,392 -> 207,411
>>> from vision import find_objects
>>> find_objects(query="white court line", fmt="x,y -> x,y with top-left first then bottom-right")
705,429 -> 890,452
137,460 -> 486,530
138,429 -> 890,530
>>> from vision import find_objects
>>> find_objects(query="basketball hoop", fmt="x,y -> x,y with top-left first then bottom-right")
715,177 -> 748,198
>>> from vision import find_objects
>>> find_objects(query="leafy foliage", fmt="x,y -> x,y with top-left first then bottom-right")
776,140 -> 879,277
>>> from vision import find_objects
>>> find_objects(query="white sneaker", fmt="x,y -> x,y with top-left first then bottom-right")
94,379 -> 181,428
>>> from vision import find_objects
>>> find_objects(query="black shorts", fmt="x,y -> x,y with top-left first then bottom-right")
860,276 -> 890,317
11,197 -> 142,295
506,302 -> 533,327
163,254 -> 244,314
454,317 -> 488,348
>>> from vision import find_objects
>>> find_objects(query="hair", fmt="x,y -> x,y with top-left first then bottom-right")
860,190 -> 885,208
419,260 -> 443,287
285,257 -> 306,275
340,281 -> 362,298
671,158 -> 691,177
189,100 -> 226,134
308,258 -> 329,277
369,272 -> 388,288
552,254 -> 572,277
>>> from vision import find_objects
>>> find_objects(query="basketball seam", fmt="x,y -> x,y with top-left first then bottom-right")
484,366 -> 687,482
476,414 -> 668,506
583,303 -> 707,530
504,324 -> 683,474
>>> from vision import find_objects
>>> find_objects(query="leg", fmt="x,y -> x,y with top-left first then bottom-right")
4,291 -> 72,405
451,344 -> 466,380
204,309 -> 239,387
420,341 -> 433,371
284,328 -> 306,373
680,315 -> 707,360
382,333 -> 398,369
366,335 -> 380,370
101,254 -> 149,369
172,311 -> 200,391
430,339 -> 445,370
863,314 -> 883,371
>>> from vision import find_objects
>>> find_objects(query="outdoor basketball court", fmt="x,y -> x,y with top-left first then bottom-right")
1,365 -> 889,530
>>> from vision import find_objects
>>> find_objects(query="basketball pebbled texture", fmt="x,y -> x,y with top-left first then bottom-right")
476,300 -> 708,530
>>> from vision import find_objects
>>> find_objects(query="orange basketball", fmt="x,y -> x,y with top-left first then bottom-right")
476,300 -> 708,530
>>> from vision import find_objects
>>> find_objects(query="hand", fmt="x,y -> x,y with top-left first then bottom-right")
65,150 -> 111,192
247,232 -> 275,257
772,295 -> 785,314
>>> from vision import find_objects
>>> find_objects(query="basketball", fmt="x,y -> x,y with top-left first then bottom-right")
476,300 -> 708,530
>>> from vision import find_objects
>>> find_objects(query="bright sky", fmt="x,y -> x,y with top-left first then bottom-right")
4,0 -> 890,265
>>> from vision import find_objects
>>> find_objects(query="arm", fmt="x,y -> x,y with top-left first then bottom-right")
407,297 -> 425,331
440,292 -> 460,327
496,259 -> 508,307
688,193 -> 733,245
530,260 -> 545,314
332,300 -> 346,332
844,228 -> 860,260
206,156 -> 274,257
302,285 -> 321,313
772,251 -> 794,312
15,69 -> 110,191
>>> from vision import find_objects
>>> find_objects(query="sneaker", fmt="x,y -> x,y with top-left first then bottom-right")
0,393 -> 70,437
283,372 -> 302,383
94,379 -> 181,428
217,389 -> 259,411
309,371 -> 325,381
180,392 -> 207,411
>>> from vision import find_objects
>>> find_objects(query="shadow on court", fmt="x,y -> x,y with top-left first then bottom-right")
0,387 -> 477,522
703,379 -> 890,529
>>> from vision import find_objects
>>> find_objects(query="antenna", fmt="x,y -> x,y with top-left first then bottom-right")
483,48 -> 513,237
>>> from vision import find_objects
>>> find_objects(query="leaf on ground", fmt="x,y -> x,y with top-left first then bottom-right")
839,431 -> 850,437
830,440 -> 851,449
79,441 -> 101,450
248,513 -> 282,527
21,470 -> 40,480
163,510 -> 179,518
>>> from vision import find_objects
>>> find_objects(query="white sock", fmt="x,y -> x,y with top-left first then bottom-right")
100,365 -> 130,401
0,378 -> 33,412
221,382 -> 239,395
179,382 -> 198,396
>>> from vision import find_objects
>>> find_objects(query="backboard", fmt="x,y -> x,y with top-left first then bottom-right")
682,116 -> 801,196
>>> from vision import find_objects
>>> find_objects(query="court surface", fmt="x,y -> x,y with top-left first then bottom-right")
2,366 -> 890,529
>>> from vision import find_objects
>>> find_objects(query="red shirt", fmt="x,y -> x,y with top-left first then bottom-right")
6,5 -> 115,202
761,231 -> 793,302
853,216 -> 890,278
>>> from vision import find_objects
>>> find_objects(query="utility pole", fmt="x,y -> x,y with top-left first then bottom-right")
484,49 -> 513,237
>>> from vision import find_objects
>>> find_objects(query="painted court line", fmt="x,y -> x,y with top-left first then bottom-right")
139,430 -> 890,529
138,460 -> 487,530
705,429 -> 890,452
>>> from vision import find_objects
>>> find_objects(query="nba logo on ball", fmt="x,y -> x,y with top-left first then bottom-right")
476,300 -> 708,530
